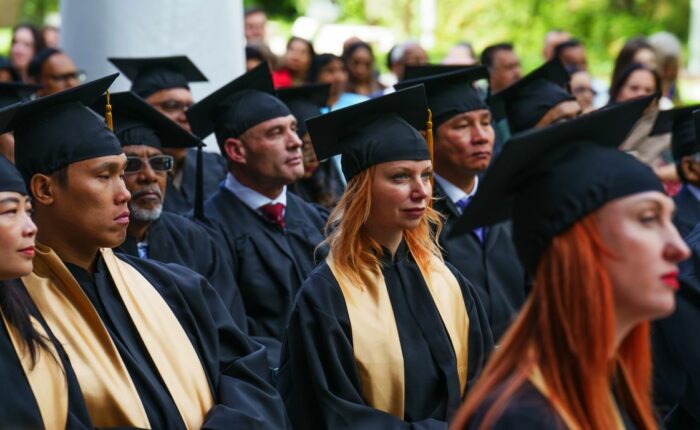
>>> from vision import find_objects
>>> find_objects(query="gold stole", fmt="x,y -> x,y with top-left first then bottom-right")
327,252 -> 469,419
2,312 -> 67,430
529,366 -> 626,430
22,244 -> 214,429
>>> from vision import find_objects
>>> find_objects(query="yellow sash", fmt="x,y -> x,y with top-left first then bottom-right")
529,366 -> 625,430
2,312 -> 67,430
22,244 -> 214,429
327,251 -> 469,419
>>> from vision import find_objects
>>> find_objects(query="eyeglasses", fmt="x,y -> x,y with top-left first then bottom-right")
48,70 -> 87,84
125,155 -> 174,174
155,100 -> 193,114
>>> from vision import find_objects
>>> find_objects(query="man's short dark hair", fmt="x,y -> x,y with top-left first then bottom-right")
52,166 -> 69,188
480,43 -> 514,68
244,6 -> 266,18
553,39 -> 582,59
28,47 -> 61,80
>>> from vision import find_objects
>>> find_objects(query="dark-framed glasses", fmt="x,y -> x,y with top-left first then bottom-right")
48,70 -> 87,84
125,155 -> 174,174
156,100 -> 193,114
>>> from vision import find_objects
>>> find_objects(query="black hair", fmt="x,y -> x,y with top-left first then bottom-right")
12,23 -> 45,55
611,36 -> 654,89
553,39 -> 582,59
0,279 -> 50,367
608,63 -> 661,103
306,53 -> 342,83
342,41 -> 373,63
27,47 -> 61,80
480,43 -> 514,68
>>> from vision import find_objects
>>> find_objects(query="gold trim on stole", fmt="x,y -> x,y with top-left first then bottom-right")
327,252 -> 469,419
2,312 -> 67,430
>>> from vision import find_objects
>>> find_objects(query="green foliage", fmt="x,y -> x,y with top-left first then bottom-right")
19,0 -> 59,25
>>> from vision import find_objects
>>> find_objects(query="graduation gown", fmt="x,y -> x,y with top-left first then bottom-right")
464,380 -> 638,429
163,149 -> 227,214
203,186 -> 327,366
277,243 -> 494,430
289,160 -> 345,209
672,185 -> 700,239
653,223 -> 700,429
40,252 -> 288,430
0,279 -> 93,430
116,211 -> 247,331
434,182 -> 527,341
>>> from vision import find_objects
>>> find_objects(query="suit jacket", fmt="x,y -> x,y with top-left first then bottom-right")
433,181 -> 527,341
673,185 -> 700,239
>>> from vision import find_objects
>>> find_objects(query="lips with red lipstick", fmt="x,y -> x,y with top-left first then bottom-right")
661,271 -> 680,291
18,246 -> 35,258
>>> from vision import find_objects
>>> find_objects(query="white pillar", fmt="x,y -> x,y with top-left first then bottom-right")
419,0 -> 436,50
689,0 -> 700,74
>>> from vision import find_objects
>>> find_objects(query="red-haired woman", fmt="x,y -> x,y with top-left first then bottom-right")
277,87 -> 494,428
450,96 -> 689,430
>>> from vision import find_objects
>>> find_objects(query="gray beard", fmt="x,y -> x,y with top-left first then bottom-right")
129,203 -> 163,222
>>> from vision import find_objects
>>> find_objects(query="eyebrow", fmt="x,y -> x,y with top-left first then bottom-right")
94,161 -> 126,171
0,197 -> 20,204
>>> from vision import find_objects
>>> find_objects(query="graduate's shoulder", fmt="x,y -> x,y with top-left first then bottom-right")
159,211 -> 220,242
293,262 -> 347,316
114,251 -> 210,293
286,191 -> 329,226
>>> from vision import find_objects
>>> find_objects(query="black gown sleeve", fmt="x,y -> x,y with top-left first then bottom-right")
278,266 -> 449,430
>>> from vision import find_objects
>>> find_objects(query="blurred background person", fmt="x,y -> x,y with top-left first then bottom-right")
542,29 -> 571,60
27,48 -> 83,96
307,53 -> 367,110
611,36 -> 658,97
341,40 -> 384,96
442,41 -> 478,65
569,68 -> 596,114
245,43 -> 275,72
244,6 -> 267,46
272,36 -> 315,88
0,57 -> 20,82
648,31 -> 683,108
480,43 -> 521,93
41,25 -> 60,48
10,23 -> 44,82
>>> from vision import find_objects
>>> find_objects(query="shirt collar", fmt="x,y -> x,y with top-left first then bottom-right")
434,173 -> 479,204
224,172 -> 287,211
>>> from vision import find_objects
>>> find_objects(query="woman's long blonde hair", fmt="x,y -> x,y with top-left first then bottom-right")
324,166 -> 444,284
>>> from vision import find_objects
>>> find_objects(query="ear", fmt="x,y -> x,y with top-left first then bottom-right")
681,156 -> 700,183
30,174 -> 56,206
223,137 -> 246,165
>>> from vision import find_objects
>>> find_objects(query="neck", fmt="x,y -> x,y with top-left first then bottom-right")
127,218 -> 151,242
613,315 -> 636,351
36,224 -> 99,273
364,223 -> 403,258
232,170 -> 284,200
437,167 -> 477,194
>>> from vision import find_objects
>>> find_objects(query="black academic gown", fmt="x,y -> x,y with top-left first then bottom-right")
464,380 -> 639,429
289,160 -> 345,209
433,182 -> 527,341
203,186 -> 327,366
163,149 -> 227,214
62,254 -> 288,430
278,242 -> 494,430
116,211 -> 247,331
653,223 -> 700,429
0,279 -> 94,430
673,185 -> 700,239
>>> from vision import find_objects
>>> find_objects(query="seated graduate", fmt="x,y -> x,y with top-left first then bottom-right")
489,58 -> 581,136
450,95 -> 689,430
109,56 -> 227,214
279,83 -> 345,209
92,91 -> 247,330
397,66 -> 527,341
278,85 -> 494,429
0,153 -> 93,429
0,82 -> 41,163
651,108 -> 700,430
0,75 -> 289,429
186,63 -> 327,367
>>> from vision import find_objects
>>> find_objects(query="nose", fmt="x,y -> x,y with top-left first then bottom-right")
22,213 -> 37,238
471,123 -> 491,145
664,226 -> 691,263
287,129 -> 302,151
116,176 -> 132,205
412,176 -> 430,201
138,160 -> 158,183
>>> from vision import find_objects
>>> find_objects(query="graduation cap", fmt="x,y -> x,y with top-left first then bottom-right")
648,105 -> 700,161
0,105 -> 26,195
277,83 -> 330,137
0,74 -> 122,184
109,56 -> 207,99
395,66 -> 489,129
450,95 -> 657,272
186,62 -> 290,148
402,64 -> 478,81
0,82 -> 41,108
489,58 -> 574,133
306,85 -> 429,181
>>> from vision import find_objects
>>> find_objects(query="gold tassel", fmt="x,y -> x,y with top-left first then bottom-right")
426,109 -> 434,206
105,90 -> 113,131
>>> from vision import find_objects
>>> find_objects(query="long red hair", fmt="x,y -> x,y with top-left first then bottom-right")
451,214 -> 657,430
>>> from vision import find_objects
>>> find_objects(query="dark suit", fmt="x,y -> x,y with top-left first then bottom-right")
673,185 -> 700,239
203,185 -> 327,366
164,148 -> 227,214
433,181 -> 527,341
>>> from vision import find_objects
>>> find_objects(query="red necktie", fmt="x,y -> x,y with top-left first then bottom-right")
259,202 -> 286,229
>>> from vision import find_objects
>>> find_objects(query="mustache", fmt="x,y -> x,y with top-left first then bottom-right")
131,185 -> 163,200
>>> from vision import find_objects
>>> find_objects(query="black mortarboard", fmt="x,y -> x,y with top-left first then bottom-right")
395,66 -> 489,129
451,95 -> 658,273
109,56 -> 207,99
0,74 -> 122,184
186,62 -> 291,148
277,83 -> 330,137
649,105 -> 700,161
0,105 -> 25,195
91,91 -> 202,149
0,82 -> 41,108
402,64 -> 477,81
306,85 -> 429,181
489,58 -> 574,133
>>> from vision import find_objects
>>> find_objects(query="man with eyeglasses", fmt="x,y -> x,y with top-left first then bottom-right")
28,48 -> 84,96
93,91 -> 247,329
110,56 -> 227,214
